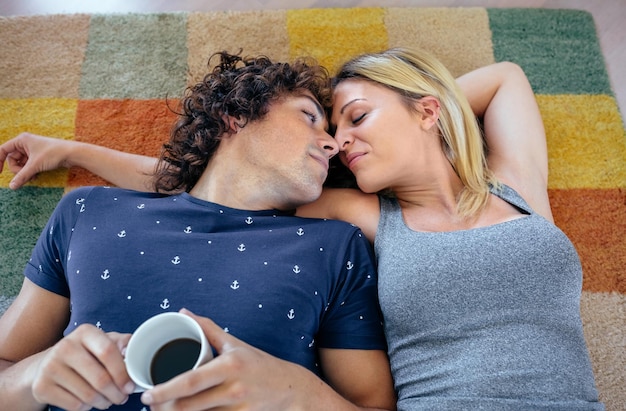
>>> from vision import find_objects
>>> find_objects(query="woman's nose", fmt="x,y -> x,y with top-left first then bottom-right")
333,129 -> 353,151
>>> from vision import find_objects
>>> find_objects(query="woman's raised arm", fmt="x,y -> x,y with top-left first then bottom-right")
456,62 -> 553,222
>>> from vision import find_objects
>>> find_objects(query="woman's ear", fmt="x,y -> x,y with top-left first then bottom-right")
415,96 -> 441,130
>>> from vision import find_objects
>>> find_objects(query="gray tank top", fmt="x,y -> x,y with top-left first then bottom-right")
375,184 -> 603,410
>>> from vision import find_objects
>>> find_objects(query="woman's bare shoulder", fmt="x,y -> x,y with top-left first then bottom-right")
296,188 -> 380,242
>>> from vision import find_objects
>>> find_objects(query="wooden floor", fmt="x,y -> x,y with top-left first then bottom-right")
1,0 -> 624,124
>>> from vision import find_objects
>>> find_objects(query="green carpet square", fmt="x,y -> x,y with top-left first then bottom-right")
79,13 -> 189,99
0,187 -> 64,296
488,8 -> 612,95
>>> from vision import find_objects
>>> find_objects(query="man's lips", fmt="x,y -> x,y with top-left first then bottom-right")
311,154 -> 329,172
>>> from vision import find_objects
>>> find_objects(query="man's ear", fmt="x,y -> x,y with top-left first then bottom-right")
415,96 -> 441,130
223,115 -> 243,134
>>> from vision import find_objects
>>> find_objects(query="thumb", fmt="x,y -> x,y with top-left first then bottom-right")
180,308 -> 241,355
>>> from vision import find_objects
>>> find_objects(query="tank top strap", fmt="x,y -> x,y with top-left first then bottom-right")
490,183 -> 535,215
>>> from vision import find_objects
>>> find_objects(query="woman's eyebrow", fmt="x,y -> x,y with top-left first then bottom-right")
340,99 -> 365,114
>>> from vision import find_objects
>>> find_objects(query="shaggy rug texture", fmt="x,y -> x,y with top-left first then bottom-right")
0,7 -> 624,409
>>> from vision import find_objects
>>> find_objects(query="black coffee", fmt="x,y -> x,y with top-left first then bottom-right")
150,338 -> 201,385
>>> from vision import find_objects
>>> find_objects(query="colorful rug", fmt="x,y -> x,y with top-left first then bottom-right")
0,7 -> 624,409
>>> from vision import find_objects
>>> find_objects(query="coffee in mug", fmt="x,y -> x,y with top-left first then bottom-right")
125,312 -> 213,391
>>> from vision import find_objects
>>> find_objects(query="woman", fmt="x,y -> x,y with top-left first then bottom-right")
0,48 -> 603,409
301,48 -> 603,410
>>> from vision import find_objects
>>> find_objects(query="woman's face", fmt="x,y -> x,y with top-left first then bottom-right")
331,79 -> 430,193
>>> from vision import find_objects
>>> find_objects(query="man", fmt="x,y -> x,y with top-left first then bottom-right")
0,52 -> 395,411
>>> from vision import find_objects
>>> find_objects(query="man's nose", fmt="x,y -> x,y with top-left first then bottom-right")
321,133 -> 339,158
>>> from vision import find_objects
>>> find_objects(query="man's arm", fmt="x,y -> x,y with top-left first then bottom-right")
0,278 -> 134,410
0,132 -> 158,191
142,310 -> 396,411
318,348 -> 396,410
456,62 -> 553,222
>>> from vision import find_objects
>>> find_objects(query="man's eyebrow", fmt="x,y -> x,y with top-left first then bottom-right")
304,95 -> 325,118
340,99 -> 365,114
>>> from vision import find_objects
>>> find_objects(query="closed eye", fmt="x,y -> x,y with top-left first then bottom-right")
352,113 -> 366,124
303,110 -> 319,123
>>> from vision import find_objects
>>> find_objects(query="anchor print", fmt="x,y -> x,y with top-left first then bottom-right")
96,321 -> 102,329
238,244 -> 246,252
346,261 -> 354,270
137,204 -> 145,209
101,269 -> 110,280
287,309 -> 295,320
75,198 -> 84,205
79,204 -> 85,213
160,299 -> 170,309
184,226 -> 192,233
245,217 -> 253,224
230,280 -> 240,290
296,228 -> 304,236
117,230 -> 126,238
171,256 -> 181,265
293,265 -> 301,274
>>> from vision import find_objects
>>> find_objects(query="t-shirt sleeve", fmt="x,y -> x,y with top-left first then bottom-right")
316,228 -> 386,350
24,187 -> 96,297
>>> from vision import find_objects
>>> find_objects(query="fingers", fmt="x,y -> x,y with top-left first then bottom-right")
32,325 -> 134,410
142,309 -> 247,408
180,308 -> 239,354
0,133 -> 36,189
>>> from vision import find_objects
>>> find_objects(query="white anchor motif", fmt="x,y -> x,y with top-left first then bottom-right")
346,261 -> 354,270
238,244 -> 246,252
171,256 -> 181,265
245,217 -> 253,224
96,321 -> 102,329
293,265 -> 301,274
296,228 -> 304,236
79,204 -> 85,213
75,198 -> 84,205
49,226 -> 54,235
184,226 -> 192,233
230,280 -> 240,290
160,299 -> 170,309
101,269 -> 110,280
308,340 -> 315,348
117,230 -> 126,238
287,309 -> 295,319
137,204 -> 145,209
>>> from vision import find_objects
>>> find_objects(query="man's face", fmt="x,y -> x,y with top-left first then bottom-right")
238,91 -> 339,209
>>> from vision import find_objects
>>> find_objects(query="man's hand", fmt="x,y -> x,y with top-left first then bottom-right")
0,132 -> 74,189
32,325 -> 134,411
141,309 -> 349,411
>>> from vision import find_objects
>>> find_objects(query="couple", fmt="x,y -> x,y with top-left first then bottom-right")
0,48 -> 603,410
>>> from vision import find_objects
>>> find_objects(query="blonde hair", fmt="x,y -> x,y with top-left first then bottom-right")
334,47 -> 498,219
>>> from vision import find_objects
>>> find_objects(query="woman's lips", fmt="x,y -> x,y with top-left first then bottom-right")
346,152 -> 366,169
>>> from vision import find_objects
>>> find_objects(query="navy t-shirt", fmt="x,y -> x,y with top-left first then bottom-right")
25,187 -> 385,410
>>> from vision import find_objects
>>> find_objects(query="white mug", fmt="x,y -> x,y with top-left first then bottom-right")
125,312 -> 213,392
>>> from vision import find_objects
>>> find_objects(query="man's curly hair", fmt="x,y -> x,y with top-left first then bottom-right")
153,51 -> 333,193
